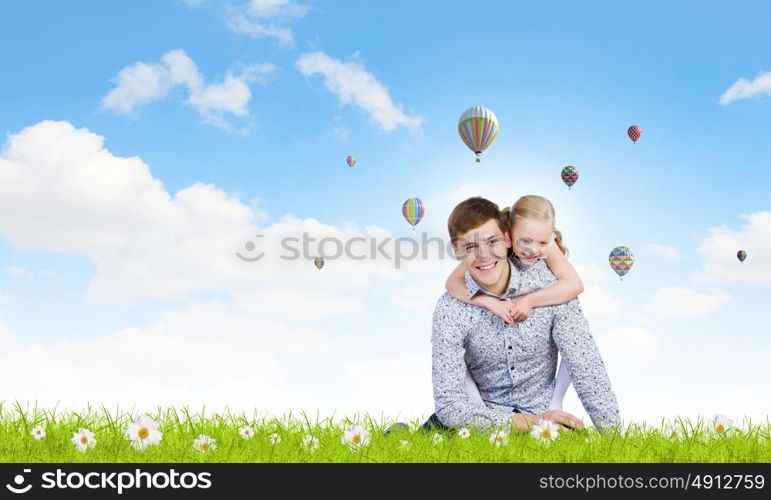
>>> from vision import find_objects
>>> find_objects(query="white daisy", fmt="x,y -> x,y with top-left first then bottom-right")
530,419 -> 560,443
341,425 -> 370,450
662,423 -> 682,440
193,434 -> 216,453
238,425 -> 254,440
30,425 -> 46,440
268,432 -> 282,445
124,415 -> 162,451
71,428 -> 96,452
432,432 -> 443,444
458,427 -> 471,439
489,430 -> 508,447
709,415 -> 733,435
302,434 -> 319,452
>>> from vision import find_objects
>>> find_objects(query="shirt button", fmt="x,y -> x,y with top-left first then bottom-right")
508,346 -> 512,350
510,366 -> 515,371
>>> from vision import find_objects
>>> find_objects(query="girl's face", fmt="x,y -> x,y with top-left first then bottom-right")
509,217 -> 553,265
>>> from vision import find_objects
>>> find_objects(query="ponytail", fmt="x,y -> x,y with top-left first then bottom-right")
553,228 -> 568,256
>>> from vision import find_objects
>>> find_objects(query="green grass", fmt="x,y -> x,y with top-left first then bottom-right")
1,403 -> 769,463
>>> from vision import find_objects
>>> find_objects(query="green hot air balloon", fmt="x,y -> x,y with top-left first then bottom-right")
609,246 -> 634,280
737,250 -> 747,263
314,256 -> 325,270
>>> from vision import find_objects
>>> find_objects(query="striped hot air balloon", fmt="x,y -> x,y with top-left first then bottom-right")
737,250 -> 747,263
314,256 -> 325,270
561,166 -> 579,189
346,155 -> 356,168
628,125 -> 642,143
458,106 -> 499,163
609,246 -> 634,280
402,198 -> 425,229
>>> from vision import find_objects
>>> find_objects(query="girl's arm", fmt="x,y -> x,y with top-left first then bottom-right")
510,242 -> 584,320
446,261 -> 515,324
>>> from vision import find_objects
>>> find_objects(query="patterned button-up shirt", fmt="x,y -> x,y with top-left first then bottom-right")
431,256 -> 620,431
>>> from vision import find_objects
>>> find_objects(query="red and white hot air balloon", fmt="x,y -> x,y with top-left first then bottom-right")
627,125 -> 642,143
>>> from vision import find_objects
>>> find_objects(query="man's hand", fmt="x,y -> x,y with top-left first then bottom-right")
510,410 -> 584,432
539,410 -> 584,431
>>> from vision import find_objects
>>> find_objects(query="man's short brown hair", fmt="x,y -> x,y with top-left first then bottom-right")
447,197 -> 507,241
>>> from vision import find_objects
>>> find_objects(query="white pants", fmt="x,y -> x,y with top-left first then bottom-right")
464,357 -> 571,410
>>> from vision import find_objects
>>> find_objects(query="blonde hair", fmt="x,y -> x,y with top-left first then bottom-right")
501,195 -> 568,256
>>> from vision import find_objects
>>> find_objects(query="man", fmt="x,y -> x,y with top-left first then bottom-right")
427,196 -> 620,433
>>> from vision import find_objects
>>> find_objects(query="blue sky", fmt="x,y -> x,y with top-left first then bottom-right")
0,0 -> 769,425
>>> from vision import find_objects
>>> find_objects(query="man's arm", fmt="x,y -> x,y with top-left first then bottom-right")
432,297 -> 513,429
551,298 -> 621,431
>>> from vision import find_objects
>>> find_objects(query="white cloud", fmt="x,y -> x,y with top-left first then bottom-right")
0,120 -> 446,417
644,243 -> 682,260
580,284 -> 624,321
0,318 -> 15,352
7,266 -> 61,283
328,116 -> 350,143
0,121 -> 424,305
594,325 -> 662,366
389,279 -> 446,313
693,211 -> 771,285
296,52 -> 423,131
719,70 -> 771,104
343,353 -> 432,420
644,287 -> 731,319
247,0 -> 307,18
233,288 -> 361,321
225,0 -> 308,47
0,300 -> 335,411
101,50 -> 274,131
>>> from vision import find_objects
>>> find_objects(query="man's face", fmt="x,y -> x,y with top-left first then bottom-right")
452,218 -> 511,290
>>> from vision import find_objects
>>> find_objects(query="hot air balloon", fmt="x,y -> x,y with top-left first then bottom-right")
561,166 -> 579,190
628,125 -> 642,143
314,256 -> 325,270
458,106 -> 499,163
402,198 -> 425,229
346,155 -> 356,168
609,246 -> 634,280
737,250 -> 747,263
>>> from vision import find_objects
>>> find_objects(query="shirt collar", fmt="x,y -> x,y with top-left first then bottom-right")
464,257 -> 524,300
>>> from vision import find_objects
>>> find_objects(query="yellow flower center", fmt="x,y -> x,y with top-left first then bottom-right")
716,424 -> 725,433
201,442 -> 209,451
352,434 -> 361,444
138,428 -> 149,439
541,429 -> 551,439
80,436 -> 88,444
36,430 -> 41,435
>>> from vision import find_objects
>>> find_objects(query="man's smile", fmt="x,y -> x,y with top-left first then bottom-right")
476,261 -> 498,272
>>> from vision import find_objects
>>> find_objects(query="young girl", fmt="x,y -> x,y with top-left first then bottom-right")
447,194 -> 583,410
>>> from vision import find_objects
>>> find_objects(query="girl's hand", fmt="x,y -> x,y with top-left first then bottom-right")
475,296 -> 515,324
510,295 -> 534,322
